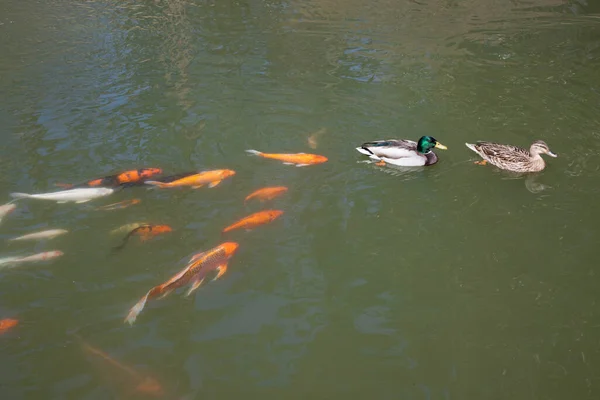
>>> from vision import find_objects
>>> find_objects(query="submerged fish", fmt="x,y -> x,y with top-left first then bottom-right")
245,149 -> 328,166
113,224 -> 173,251
9,229 -> 68,242
307,127 -> 327,149
222,210 -> 283,233
55,168 -> 163,189
110,222 -> 148,236
12,250 -> 63,264
10,188 -> 114,204
0,203 -> 17,225
0,318 -> 18,335
244,186 -> 288,203
96,199 -> 141,211
75,334 -> 164,396
125,242 -> 239,325
145,169 -> 236,189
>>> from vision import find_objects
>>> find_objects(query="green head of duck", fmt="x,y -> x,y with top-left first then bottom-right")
417,136 -> 447,154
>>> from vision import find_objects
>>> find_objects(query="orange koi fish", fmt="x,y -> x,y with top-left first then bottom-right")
222,210 -> 283,234
244,186 -> 288,203
113,224 -> 173,251
56,168 -> 163,189
125,242 -> 239,325
75,334 -> 164,396
0,318 -> 18,335
96,199 -> 141,211
246,149 -> 328,166
145,169 -> 236,189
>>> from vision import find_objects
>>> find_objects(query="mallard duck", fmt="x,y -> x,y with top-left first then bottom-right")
355,136 -> 447,167
465,140 -> 557,172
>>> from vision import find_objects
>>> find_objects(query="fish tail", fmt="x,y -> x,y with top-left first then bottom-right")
144,181 -> 169,188
9,193 -> 32,200
245,149 -> 263,157
125,292 -> 150,325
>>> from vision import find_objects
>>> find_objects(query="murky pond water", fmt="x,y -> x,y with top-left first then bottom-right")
1,0 -> 600,398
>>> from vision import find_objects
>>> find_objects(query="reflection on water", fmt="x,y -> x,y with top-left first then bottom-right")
1,0 -> 600,398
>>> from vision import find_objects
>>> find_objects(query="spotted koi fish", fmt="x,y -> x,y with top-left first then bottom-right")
55,168 -> 163,189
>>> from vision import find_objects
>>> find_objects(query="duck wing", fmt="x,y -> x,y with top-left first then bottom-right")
357,140 -> 418,159
471,142 -> 530,162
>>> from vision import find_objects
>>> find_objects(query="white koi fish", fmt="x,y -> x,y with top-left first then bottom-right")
10,188 -> 114,204
9,229 -> 68,242
0,203 -> 17,225
12,250 -> 63,264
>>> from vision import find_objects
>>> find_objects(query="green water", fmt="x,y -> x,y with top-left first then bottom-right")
1,0 -> 600,398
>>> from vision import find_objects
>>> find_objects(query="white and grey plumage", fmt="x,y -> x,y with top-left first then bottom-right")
465,140 -> 557,172
356,136 -> 447,167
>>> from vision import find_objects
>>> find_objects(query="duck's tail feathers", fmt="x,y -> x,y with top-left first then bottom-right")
10,193 -> 33,200
355,147 -> 374,156
245,149 -> 263,157
465,143 -> 478,153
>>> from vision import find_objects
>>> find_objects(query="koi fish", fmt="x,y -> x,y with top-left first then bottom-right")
244,186 -> 288,203
145,169 -> 236,189
245,149 -> 328,166
113,224 -> 173,251
75,334 -> 164,396
110,222 -> 148,236
96,199 -> 141,211
0,203 -> 17,225
125,242 -> 239,325
10,188 -> 114,203
222,210 -> 283,233
0,318 -> 18,335
307,127 -> 327,149
9,229 -> 68,242
7,250 -> 64,266
55,168 -> 163,189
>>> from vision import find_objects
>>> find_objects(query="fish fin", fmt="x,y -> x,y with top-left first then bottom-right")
57,201 -> 68,204
9,193 -> 32,200
184,278 -> 205,297
282,162 -> 294,165
213,264 -> 228,281
295,164 -> 310,167
76,200 -> 91,204
125,292 -> 151,325
245,149 -> 263,157
208,180 -> 221,188
144,181 -> 168,188
157,289 -> 172,300
191,185 -> 204,189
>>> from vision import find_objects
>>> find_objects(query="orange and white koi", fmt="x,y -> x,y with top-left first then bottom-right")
244,186 -> 288,203
55,168 -> 163,189
75,334 -> 164,396
0,318 -> 18,335
246,149 -> 328,166
125,242 -> 239,325
222,210 -> 283,234
145,169 -> 236,189
96,199 -> 141,211
0,203 -> 17,225
113,224 -> 173,251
